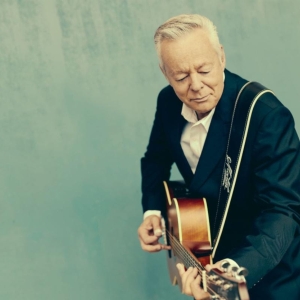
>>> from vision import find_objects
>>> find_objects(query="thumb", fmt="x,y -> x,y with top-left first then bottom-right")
205,264 -> 213,272
151,216 -> 162,236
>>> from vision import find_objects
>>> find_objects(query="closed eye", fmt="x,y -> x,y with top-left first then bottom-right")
176,76 -> 188,82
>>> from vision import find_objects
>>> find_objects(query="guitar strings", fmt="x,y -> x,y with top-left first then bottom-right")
165,230 -> 219,297
166,229 -> 205,270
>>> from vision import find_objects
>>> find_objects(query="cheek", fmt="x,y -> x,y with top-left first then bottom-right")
213,83 -> 224,101
174,84 -> 189,97
206,76 -> 223,92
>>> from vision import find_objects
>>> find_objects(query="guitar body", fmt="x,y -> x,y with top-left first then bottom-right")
163,181 -> 212,288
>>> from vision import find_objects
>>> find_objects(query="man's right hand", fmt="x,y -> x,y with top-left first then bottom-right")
137,215 -> 171,252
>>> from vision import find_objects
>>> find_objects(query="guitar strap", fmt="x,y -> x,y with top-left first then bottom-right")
212,81 -> 275,259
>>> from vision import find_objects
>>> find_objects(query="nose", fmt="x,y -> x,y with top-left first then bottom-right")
190,73 -> 203,92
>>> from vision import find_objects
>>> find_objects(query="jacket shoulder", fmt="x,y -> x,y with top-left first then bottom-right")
157,85 -> 177,102
253,88 -> 288,120
156,85 -> 182,114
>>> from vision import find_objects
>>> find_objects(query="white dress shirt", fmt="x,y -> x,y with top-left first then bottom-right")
180,105 -> 215,173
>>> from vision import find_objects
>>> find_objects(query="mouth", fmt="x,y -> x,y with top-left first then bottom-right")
191,95 -> 209,103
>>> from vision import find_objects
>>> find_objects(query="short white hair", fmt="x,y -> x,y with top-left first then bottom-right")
154,14 -> 221,66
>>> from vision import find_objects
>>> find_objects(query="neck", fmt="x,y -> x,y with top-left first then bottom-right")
196,110 -> 210,120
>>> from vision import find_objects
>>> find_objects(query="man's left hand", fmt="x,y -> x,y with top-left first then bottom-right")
176,261 -> 224,300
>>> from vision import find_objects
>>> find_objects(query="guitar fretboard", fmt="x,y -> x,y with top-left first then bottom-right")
166,229 -> 207,270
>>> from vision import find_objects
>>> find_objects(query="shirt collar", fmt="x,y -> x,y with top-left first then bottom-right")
181,104 -> 215,132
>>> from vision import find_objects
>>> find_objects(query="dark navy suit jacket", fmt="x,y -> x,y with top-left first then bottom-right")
141,69 -> 300,299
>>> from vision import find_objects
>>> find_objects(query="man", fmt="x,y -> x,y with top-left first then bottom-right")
138,14 -> 300,299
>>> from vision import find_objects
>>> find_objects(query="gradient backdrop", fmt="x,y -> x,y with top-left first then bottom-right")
0,1 -> 299,299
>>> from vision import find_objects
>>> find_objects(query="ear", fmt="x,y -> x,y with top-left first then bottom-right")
159,64 -> 171,85
219,45 -> 226,70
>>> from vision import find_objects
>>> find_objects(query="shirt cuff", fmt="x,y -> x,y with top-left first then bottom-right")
143,210 -> 161,220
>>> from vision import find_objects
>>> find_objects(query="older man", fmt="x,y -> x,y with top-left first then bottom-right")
138,14 -> 300,299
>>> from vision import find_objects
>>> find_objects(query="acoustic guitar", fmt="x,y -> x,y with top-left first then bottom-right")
163,180 -> 250,300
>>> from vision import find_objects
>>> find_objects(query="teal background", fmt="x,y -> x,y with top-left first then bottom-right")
0,1 -> 299,299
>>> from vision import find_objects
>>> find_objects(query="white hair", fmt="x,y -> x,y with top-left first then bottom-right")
154,14 -> 221,66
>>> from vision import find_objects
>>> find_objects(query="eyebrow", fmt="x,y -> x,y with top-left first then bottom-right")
172,70 -> 189,75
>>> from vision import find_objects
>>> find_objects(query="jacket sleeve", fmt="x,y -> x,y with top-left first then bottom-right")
228,105 -> 300,288
140,90 -> 175,213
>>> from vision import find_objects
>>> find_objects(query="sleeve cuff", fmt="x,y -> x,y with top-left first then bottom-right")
143,210 -> 161,220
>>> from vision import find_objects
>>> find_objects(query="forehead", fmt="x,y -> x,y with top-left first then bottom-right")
160,28 -> 219,73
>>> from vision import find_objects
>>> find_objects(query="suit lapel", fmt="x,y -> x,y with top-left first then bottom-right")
189,71 -> 240,191
170,113 -> 195,184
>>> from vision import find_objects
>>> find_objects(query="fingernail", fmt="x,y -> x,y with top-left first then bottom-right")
154,229 -> 162,236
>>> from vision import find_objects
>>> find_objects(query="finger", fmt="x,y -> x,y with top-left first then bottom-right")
160,244 -> 171,250
138,227 -> 159,244
195,274 -> 201,285
138,217 -> 153,233
139,236 -> 170,252
181,267 -> 195,295
190,275 -> 211,300
139,240 -> 163,252
139,215 -> 160,231
138,216 -> 161,236
187,267 -> 199,285
139,242 -> 170,252
176,263 -> 185,276
138,219 -> 160,243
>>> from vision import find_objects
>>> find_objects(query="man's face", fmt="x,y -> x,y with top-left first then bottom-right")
160,28 -> 226,119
